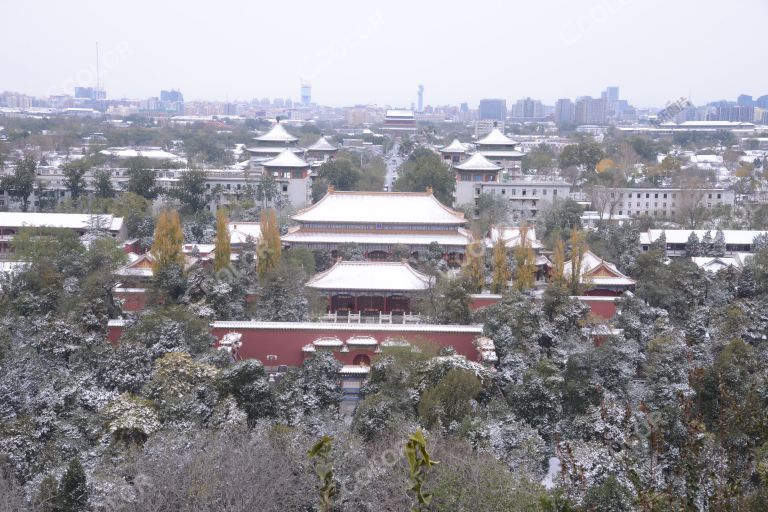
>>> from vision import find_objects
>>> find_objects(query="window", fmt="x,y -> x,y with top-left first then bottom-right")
522,190 -> 527,196
654,193 -> 658,198
646,193 -> 650,198
532,189 -> 537,196
637,193 -> 641,198
663,193 -> 667,199
708,193 -> 712,199
553,189 -> 557,196
717,193 -> 721,199
501,189 -> 506,195
282,184 -> 288,192
543,189 -> 547,195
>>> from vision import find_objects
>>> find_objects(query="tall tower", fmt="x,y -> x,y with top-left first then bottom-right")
301,81 -> 311,105
417,84 -> 424,112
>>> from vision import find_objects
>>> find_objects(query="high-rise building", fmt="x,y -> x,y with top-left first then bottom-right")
511,97 -> 545,120
554,99 -> 575,126
575,96 -> 606,125
160,89 -> 184,102
737,94 -> 754,107
478,98 -> 506,121
757,95 -> 768,109
301,82 -> 311,105
417,84 -> 424,112
601,86 -> 620,120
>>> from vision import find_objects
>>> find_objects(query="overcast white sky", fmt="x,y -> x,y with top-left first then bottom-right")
1,0 -> 766,108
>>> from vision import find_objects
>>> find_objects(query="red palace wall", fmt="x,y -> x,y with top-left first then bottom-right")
470,293 -> 619,321
108,321 -> 484,368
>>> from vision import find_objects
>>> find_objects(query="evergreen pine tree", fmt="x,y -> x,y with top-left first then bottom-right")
712,229 -> 726,257
58,459 -> 88,512
214,209 -> 231,272
701,230 -> 713,256
257,208 -> 282,279
150,209 -> 185,275
490,238 -> 511,294
685,231 -> 701,258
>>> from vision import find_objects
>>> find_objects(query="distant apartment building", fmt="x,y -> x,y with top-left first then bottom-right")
478,98 -> 506,121
510,97 -> 545,121
554,99 -> 575,126
574,96 -> 606,125
452,153 -> 570,220
593,186 -> 735,220
474,119 -> 504,138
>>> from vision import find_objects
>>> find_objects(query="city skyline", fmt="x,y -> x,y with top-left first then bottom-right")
1,0 -> 766,108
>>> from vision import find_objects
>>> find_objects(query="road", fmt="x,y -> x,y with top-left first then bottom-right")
384,141 -> 404,191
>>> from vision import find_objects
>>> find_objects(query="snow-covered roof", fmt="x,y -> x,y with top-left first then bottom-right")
346,336 -> 378,346
262,150 -> 309,168
313,336 -> 344,347
475,128 -> 518,146
339,365 -> 371,375
0,212 -> 123,232
385,109 -> 414,118
307,136 -> 338,152
100,147 -> 182,161
229,222 -> 261,244
486,226 -> 542,249
282,229 -> 472,248
563,250 -> 636,287
246,146 -> 303,155
0,260 -> 27,274
306,260 -> 432,292
640,229 -> 768,246
454,153 -> 503,172
253,123 -> 298,143
291,191 -> 466,225
440,139 -> 470,153
206,321 -> 484,334
691,253 -> 752,271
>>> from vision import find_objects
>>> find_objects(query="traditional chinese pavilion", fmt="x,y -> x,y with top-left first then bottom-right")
282,189 -> 472,264
305,260 -> 432,317
474,128 -> 524,171
262,150 -> 310,179
454,152 -> 503,184
306,136 -> 339,163
564,250 -> 636,296
439,138 -> 470,163
245,122 -> 301,162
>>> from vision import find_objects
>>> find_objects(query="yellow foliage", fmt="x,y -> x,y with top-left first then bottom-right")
214,209 -> 231,272
595,158 -> 615,174
257,208 -> 282,279
150,209 -> 184,275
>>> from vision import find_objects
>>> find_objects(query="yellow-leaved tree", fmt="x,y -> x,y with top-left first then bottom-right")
214,209 -> 231,272
513,225 -> 536,292
257,208 -> 282,279
461,240 -> 485,294
151,209 -> 184,275
490,237 -> 511,294
550,237 -> 567,290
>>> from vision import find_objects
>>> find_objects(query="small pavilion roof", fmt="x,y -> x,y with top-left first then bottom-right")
262,150 -> 309,168
440,138 -> 470,154
563,250 -> 636,287
307,136 -> 338,152
228,222 -> 261,244
253,122 -> 298,143
454,153 -> 503,172
305,260 -> 433,292
291,190 -> 466,225
476,128 -> 518,146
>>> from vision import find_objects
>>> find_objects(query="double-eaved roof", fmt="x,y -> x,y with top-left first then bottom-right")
291,190 -> 466,225
305,260 -> 433,292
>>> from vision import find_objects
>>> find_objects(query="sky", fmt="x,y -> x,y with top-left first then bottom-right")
1,0 -> 766,109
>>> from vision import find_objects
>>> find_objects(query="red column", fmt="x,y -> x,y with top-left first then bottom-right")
383,295 -> 388,313
354,295 -> 358,312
